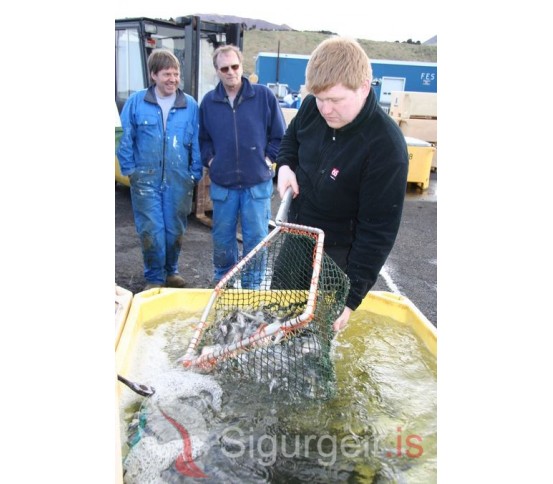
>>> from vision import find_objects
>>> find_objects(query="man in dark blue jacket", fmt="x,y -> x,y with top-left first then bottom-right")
199,45 -> 286,288
277,37 -> 409,331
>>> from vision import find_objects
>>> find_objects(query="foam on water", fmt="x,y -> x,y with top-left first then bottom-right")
124,437 -> 182,484
119,315 -> 223,409
119,313 -> 224,476
120,312 -> 298,482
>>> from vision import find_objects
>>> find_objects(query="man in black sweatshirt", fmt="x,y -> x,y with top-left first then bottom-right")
276,37 -> 409,331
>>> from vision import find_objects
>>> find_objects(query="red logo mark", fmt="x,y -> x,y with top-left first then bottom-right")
330,168 -> 340,180
160,409 -> 208,478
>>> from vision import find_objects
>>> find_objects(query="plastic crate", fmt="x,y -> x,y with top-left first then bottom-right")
406,137 -> 436,190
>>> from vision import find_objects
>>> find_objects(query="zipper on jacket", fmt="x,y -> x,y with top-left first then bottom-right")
222,95 -> 242,184
232,106 -> 241,185
233,96 -> 246,186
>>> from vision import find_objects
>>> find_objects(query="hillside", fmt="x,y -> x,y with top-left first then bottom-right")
193,13 -> 293,31
241,30 -> 437,77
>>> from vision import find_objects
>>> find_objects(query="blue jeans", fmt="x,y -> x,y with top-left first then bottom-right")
130,170 -> 195,285
210,179 -> 273,288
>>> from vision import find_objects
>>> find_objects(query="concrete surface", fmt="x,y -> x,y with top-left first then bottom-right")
115,171 -> 437,326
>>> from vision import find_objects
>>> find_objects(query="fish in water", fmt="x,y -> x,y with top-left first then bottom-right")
189,306 -> 333,399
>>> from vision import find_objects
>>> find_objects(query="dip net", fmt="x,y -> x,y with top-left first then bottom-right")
182,190 -> 350,399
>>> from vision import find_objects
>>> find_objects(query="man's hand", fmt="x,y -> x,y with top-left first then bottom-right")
333,307 -> 353,332
277,165 -> 299,198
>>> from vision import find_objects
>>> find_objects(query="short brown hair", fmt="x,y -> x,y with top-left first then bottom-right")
306,37 -> 372,94
147,49 -> 180,81
212,44 -> 243,69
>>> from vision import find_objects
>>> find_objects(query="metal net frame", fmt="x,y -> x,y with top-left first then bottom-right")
182,191 -> 350,399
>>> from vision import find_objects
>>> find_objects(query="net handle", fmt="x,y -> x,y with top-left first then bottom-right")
275,187 -> 294,225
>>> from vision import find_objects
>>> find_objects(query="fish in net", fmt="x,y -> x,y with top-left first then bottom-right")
181,189 -> 350,399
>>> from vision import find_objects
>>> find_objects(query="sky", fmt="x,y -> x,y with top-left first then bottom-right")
113,0 -> 438,43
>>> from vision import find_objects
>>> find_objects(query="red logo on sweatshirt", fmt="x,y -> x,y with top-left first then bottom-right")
330,168 -> 340,180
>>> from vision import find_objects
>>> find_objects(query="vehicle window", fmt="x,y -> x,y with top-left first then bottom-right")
115,28 -> 145,110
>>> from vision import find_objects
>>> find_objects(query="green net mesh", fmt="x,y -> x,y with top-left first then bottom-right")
184,225 -> 350,399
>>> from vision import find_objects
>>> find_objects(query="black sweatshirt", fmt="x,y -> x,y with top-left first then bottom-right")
276,89 -> 409,310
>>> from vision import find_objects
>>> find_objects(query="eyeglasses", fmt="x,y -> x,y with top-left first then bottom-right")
219,64 -> 240,73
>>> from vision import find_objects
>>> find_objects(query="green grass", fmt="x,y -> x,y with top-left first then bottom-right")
242,30 -> 437,76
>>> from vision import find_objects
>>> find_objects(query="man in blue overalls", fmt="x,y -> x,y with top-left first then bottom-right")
117,49 -> 203,291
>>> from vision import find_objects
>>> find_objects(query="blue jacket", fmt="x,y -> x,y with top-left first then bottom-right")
199,77 -> 286,188
117,86 -> 203,182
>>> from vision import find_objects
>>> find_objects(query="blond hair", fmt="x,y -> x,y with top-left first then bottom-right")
305,37 -> 372,94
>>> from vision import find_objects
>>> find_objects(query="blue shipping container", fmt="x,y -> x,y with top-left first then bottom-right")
255,52 -> 437,107
370,59 -> 437,108
256,53 -> 310,94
